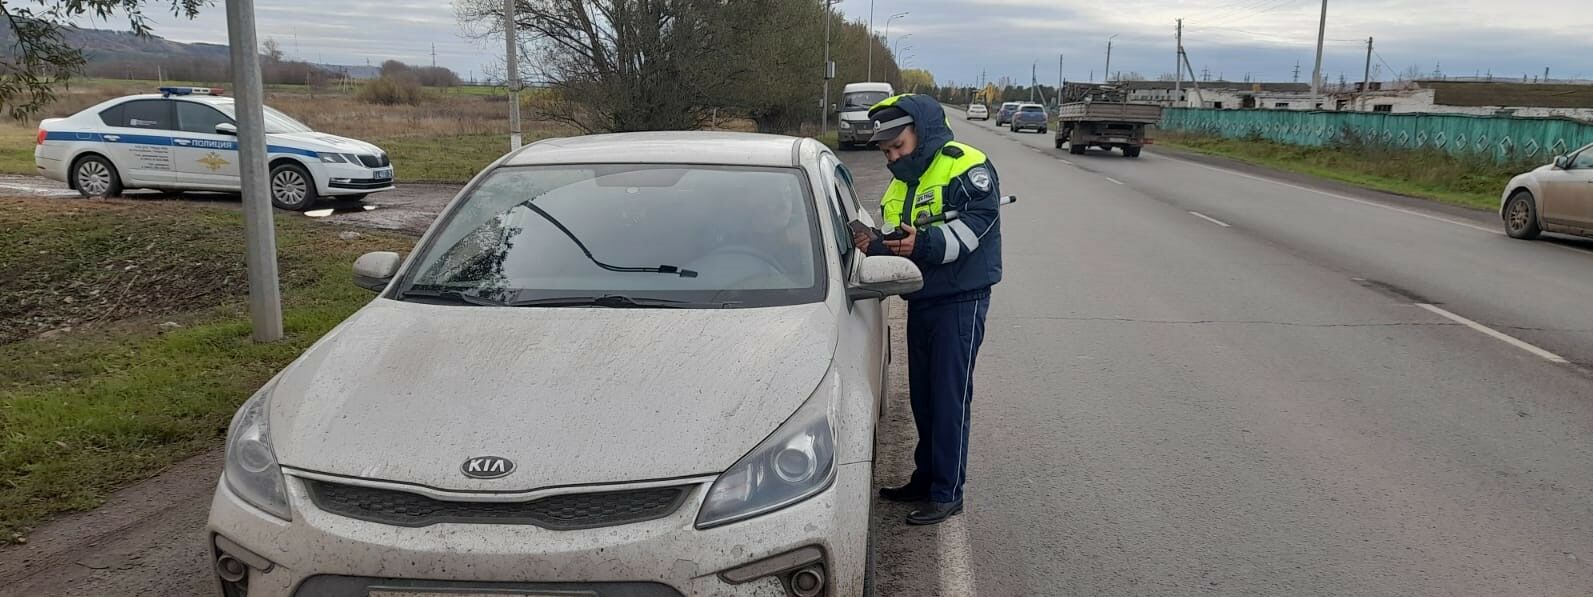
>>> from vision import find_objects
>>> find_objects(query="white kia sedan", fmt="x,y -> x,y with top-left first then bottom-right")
35,87 -> 394,210
206,132 -> 920,597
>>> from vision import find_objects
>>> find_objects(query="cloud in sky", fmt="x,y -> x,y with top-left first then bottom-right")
77,0 -> 1593,86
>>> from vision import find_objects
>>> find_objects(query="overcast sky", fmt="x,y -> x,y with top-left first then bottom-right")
85,0 -> 1593,86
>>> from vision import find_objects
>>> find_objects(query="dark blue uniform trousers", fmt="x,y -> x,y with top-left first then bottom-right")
906,293 -> 991,504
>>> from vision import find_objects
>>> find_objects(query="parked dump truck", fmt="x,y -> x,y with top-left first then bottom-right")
1054,86 -> 1163,158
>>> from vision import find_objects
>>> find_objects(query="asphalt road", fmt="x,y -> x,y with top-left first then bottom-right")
871,116 -> 1593,595
7,121 -> 1593,596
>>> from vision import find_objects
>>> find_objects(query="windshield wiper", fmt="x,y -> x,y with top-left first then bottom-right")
398,288 -> 511,307
508,294 -> 740,309
520,201 -> 699,278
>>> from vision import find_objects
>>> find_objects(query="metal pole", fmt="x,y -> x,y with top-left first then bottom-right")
506,0 -> 522,150
893,34 -> 911,58
867,0 -> 875,81
1105,34 -> 1118,83
225,0 -> 283,342
1360,36 -> 1373,111
1058,53 -> 1064,106
821,0 -> 834,138
1311,0 -> 1327,108
1175,19 -> 1183,106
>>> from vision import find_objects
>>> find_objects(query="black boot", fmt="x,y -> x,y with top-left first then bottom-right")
906,499 -> 963,525
878,483 -> 929,503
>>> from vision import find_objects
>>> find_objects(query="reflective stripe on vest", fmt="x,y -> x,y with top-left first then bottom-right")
880,141 -> 989,230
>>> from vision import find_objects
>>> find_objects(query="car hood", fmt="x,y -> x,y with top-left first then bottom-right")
270,131 -> 385,156
268,299 -> 837,492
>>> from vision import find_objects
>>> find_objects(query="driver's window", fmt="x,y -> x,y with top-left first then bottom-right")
820,156 -> 855,276
1572,149 -> 1593,170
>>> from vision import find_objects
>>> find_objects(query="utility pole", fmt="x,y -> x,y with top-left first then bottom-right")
1293,61 -> 1301,83
505,0 -> 522,150
1181,50 -> 1205,108
1545,67 -> 1551,83
1031,60 -> 1037,102
1360,36 -> 1373,111
1175,19 -> 1183,106
1105,35 -> 1118,83
1310,0 -> 1327,108
866,0 -> 875,80
1058,54 -> 1064,107
431,43 -> 437,68
225,0 -> 283,342
821,0 -> 836,137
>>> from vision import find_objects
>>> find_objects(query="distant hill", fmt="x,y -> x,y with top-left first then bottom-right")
0,22 -> 384,81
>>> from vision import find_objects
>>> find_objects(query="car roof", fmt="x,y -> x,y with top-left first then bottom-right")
1001,102 -> 1020,106
505,131 -> 804,168
1020,103 -> 1045,108
111,93 -> 234,107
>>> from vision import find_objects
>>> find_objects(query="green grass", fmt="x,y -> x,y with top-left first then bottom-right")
0,123 -> 36,176
0,198 -> 413,543
1156,131 -> 1531,211
379,133 -> 533,183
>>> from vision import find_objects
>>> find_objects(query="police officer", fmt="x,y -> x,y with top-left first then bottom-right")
851,94 -> 1002,525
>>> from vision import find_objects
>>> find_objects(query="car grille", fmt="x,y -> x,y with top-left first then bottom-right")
306,480 -> 690,530
356,153 -> 390,168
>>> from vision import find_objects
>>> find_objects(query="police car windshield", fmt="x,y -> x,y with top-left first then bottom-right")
213,104 -> 313,134
397,164 -> 826,308
843,91 -> 890,109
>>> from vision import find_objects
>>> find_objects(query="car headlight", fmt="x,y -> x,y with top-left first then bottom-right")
839,121 -> 852,130
696,389 -> 836,529
319,153 -> 347,164
224,386 -> 291,520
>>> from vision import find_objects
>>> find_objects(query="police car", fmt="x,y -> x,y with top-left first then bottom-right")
34,87 -> 395,210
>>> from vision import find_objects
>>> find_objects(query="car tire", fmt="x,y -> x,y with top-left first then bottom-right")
1055,137 -> 1065,149
862,519 -> 877,597
72,155 -> 123,199
1069,143 -> 1087,155
269,162 -> 319,211
1124,146 -> 1142,158
1504,190 -> 1542,240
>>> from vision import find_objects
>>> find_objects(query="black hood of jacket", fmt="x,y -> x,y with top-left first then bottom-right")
879,95 -> 953,185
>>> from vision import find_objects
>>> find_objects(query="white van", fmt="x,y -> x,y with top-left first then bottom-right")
836,82 -> 894,149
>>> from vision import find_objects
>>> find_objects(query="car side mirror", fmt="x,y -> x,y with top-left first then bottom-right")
847,255 -> 923,301
216,123 -> 238,136
1553,155 -> 1569,169
353,251 -> 401,292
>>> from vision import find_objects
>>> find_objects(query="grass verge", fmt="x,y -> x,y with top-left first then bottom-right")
1155,131 -> 1530,211
381,133 -> 526,183
0,197 -> 413,543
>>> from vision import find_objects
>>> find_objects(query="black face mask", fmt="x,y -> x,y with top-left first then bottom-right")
887,143 -> 934,184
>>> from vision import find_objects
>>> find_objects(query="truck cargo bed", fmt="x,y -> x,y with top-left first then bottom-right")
1057,102 -> 1163,124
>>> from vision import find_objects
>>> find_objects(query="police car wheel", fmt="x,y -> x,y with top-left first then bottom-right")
269,163 -> 318,211
73,155 -> 122,199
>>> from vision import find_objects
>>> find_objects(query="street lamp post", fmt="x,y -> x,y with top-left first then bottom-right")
893,34 -> 912,58
883,11 -> 908,79
821,0 -> 839,137
866,0 -> 875,80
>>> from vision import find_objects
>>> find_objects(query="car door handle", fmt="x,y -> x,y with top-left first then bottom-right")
103,134 -> 120,142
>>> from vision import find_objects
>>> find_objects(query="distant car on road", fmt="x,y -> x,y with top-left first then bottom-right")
967,104 -> 990,120
34,87 -> 394,211
1010,103 -> 1049,134
205,131 -> 921,597
995,102 -> 1021,126
1502,142 -> 1593,240
837,81 -> 895,149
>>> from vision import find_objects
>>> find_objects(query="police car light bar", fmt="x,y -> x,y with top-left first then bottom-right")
159,87 -> 226,97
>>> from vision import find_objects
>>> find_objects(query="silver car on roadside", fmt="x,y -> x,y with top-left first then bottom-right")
206,132 -> 922,597
1503,142 -> 1593,239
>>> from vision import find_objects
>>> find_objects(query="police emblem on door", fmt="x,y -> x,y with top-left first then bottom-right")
461,456 -> 515,479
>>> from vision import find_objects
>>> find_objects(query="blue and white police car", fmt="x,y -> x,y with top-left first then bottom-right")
34,87 -> 395,210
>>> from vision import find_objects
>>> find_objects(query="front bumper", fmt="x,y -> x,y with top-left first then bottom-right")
206,462 -> 871,597
318,161 -> 395,196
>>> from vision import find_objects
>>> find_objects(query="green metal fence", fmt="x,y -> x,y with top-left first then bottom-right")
1160,108 -> 1593,163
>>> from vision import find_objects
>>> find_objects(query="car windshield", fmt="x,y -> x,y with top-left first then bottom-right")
213,103 -> 314,134
396,164 -> 825,308
843,91 -> 890,110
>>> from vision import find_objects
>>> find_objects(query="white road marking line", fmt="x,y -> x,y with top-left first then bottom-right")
1160,153 -> 1500,234
1105,176 -> 1125,185
1189,211 -> 1232,227
1060,159 -> 1074,165
938,514 -> 978,596
1415,303 -> 1570,364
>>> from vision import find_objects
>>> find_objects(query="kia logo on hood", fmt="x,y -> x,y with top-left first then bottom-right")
461,456 -> 515,479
